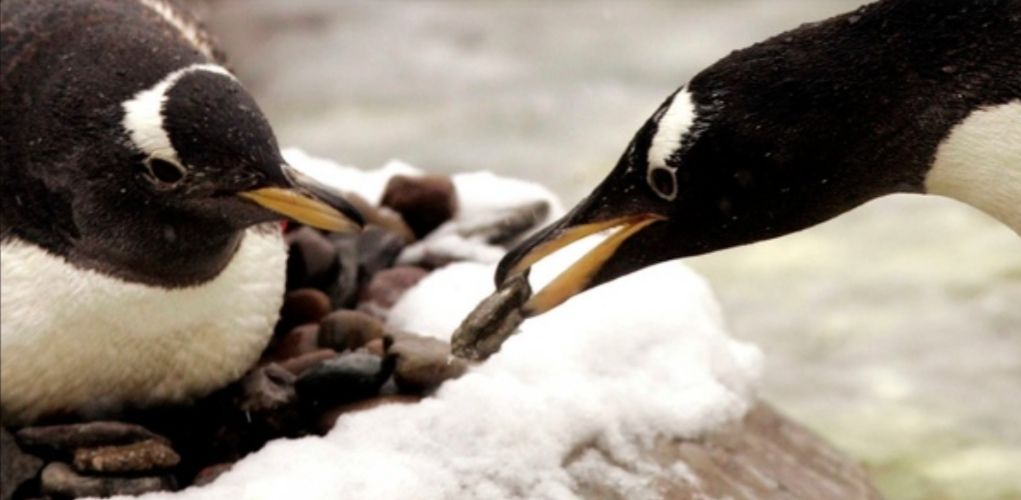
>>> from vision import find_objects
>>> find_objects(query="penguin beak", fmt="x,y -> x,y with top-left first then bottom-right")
495,210 -> 665,316
239,164 -> 364,232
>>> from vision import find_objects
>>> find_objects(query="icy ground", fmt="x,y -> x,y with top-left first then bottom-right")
201,1 -> 1021,497
133,156 -> 761,500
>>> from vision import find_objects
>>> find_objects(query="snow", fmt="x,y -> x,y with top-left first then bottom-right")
282,148 -> 423,204
130,152 -> 762,500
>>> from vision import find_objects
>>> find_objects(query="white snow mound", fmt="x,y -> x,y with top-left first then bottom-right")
133,152 -> 761,500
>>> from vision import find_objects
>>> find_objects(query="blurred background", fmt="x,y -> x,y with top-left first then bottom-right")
194,1 -> 1021,498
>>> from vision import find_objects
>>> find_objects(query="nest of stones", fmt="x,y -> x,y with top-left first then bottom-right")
1,173 -> 552,500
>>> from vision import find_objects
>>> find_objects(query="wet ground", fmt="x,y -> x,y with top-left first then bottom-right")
200,1 -> 1021,498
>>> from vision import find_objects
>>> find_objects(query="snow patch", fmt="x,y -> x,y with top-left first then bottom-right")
133,151 -> 761,500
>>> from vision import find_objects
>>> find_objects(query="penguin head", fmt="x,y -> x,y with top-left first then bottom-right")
114,64 -> 363,233
497,81 -> 895,315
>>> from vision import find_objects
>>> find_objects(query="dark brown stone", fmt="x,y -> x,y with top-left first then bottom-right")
277,288 -> 332,335
16,421 -> 165,452
264,323 -> 320,362
284,226 -> 340,292
343,192 -> 415,243
364,338 -> 385,357
238,364 -> 297,413
319,310 -> 384,352
40,462 -> 174,498
380,174 -> 457,238
388,336 -> 469,393
72,439 -> 180,473
356,226 -> 407,281
357,266 -> 428,316
2,425 -> 44,500
278,349 -> 338,375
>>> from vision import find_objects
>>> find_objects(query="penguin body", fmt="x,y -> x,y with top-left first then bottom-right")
1,0 -> 361,424
497,0 -> 1020,314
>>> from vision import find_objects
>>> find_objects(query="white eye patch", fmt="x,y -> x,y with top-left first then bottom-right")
646,88 -> 696,201
120,63 -> 235,166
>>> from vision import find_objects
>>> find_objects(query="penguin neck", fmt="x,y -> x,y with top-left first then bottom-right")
69,219 -> 251,288
926,101 -> 1021,235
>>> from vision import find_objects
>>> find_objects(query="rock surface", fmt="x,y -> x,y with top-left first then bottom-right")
73,439 -> 180,473
570,403 -> 880,500
1,425 -> 43,500
387,335 -> 469,393
381,174 -> 457,238
40,462 -> 174,498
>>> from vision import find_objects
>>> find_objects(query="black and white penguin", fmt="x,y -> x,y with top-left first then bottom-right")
497,0 -> 1020,314
0,0 -> 363,424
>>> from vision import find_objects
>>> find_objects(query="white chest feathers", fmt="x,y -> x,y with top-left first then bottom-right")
0,227 -> 286,425
926,100 -> 1021,235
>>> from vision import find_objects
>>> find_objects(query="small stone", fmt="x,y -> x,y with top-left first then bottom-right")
16,421 -> 165,452
344,193 -> 415,243
315,395 -> 421,434
2,425 -> 44,500
72,439 -> 180,473
238,364 -> 297,413
388,336 -> 469,393
458,200 -> 551,246
192,462 -> 233,487
327,232 -> 361,309
284,226 -> 340,292
41,462 -> 173,497
450,272 -> 531,361
357,226 -> 406,282
295,352 -> 394,406
357,266 -> 428,316
278,349 -> 338,376
364,338 -> 385,357
277,289 -> 331,335
264,324 -> 320,362
381,174 -> 458,238
319,310 -> 384,352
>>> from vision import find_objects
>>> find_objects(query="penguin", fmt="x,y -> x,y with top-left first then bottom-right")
496,0 -> 1020,315
0,0 -> 363,425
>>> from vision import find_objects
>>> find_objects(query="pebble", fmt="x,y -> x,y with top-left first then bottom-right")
2,425 -> 44,500
364,338 -> 386,357
357,226 -> 407,282
319,310 -> 384,352
357,266 -> 428,316
238,364 -> 297,413
263,323 -> 320,362
381,174 -> 458,238
15,421 -> 166,452
315,395 -> 421,434
450,271 -> 531,361
344,192 -> 416,243
284,226 -> 340,291
327,232 -> 361,308
276,288 -> 332,335
278,349 -> 338,376
73,439 -> 180,473
192,462 -> 234,487
41,462 -> 174,498
388,336 -> 469,393
458,200 -> 551,246
295,353 -> 394,406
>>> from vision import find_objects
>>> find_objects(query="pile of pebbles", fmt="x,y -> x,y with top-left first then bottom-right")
0,172 -> 553,499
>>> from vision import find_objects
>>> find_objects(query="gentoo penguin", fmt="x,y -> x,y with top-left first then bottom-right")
0,0 -> 363,425
497,0 -> 1020,315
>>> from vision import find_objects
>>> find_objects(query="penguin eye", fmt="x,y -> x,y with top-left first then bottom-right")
143,157 -> 187,187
